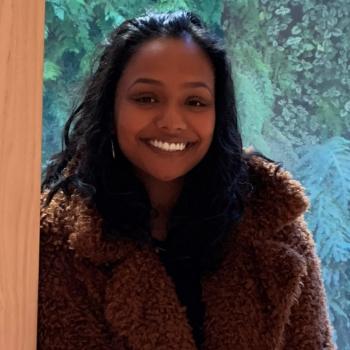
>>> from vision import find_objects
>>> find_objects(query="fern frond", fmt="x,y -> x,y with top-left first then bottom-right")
297,136 -> 350,209
296,137 -> 350,261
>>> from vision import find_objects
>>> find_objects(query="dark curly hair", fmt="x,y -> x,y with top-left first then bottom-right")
41,10 -> 281,275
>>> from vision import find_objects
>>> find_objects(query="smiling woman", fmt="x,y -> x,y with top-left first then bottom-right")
38,10 -> 335,350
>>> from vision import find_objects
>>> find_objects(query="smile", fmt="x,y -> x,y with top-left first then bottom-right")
142,139 -> 195,153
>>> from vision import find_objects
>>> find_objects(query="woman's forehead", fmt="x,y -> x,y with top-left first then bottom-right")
119,38 -> 214,86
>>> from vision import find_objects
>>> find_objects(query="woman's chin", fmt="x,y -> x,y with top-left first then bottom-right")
133,164 -> 186,183
149,172 -> 185,183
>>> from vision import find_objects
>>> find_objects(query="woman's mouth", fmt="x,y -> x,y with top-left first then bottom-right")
142,139 -> 196,153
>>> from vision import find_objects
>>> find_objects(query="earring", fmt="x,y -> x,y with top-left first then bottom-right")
111,138 -> 116,159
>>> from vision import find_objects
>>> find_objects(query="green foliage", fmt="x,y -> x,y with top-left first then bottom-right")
184,0 -> 223,29
297,137 -> 350,263
296,136 -> 350,348
44,60 -> 62,81
257,0 -> 350,145
234,65 -> 274,156
43,1 -> 350,347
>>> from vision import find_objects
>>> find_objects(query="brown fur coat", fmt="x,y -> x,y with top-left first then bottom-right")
37,155 -> 336,349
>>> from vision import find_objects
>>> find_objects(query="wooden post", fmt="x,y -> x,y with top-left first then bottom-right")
0,0 -> 45,349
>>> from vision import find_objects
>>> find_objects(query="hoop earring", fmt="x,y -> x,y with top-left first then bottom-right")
111,138 -> 116,160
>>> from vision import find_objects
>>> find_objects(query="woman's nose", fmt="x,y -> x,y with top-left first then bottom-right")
155,106 -> 187,131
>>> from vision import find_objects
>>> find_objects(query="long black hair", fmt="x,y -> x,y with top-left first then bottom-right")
41,10 -> 280,275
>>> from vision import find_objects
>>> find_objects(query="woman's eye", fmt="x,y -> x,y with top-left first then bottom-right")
134,96 -> 157,104
132,95 -> 208,107
188,99 -> 207,107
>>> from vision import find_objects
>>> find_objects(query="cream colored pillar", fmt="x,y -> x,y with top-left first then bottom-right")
0,0 -> 45,349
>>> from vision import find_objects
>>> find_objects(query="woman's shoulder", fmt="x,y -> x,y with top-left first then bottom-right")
40,186 -> 132,266
243,148 -> 310,213
237,147 -> 312,250
39,188 -> 75,257
40,188 -> 71,234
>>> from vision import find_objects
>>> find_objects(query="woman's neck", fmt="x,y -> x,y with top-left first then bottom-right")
143,175 -> 183,214
135,170 -> 184,240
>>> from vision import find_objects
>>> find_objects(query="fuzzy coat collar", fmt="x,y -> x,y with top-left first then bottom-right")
41,151 -> 311,349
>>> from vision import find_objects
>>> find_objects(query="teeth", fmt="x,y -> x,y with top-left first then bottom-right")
148,139 -> 187,152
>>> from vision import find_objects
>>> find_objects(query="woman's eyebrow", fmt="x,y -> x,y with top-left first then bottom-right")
129,77 -> 213,96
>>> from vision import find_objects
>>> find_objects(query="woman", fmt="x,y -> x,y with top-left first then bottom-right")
38,10 -> 335,350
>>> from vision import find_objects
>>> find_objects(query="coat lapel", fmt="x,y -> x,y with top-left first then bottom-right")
104,246 -> 197,349
201,205 -> 308,350
61,189 -> 197,348
200,154 -> 310,349
44,152 -> 310,349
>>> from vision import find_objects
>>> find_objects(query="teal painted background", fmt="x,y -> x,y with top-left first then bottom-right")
42,1 -> 350,348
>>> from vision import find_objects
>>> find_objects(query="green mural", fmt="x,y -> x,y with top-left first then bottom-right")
43,0 -> 350,348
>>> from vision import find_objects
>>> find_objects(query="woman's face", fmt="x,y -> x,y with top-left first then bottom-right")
114,37 -> 215,183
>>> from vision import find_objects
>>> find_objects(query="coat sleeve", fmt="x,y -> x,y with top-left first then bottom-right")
282,216 -> 337,350
37,191 -> 123,349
